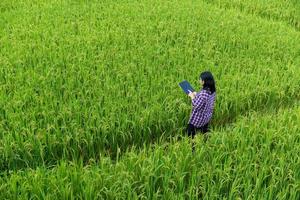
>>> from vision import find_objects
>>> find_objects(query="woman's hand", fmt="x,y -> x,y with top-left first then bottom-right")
188,90 -> 197,99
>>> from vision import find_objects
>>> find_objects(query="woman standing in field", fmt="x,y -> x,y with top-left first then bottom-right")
187,71 -> 216,140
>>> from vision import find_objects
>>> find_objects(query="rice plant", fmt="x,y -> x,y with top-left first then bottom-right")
0,0 -> 299,198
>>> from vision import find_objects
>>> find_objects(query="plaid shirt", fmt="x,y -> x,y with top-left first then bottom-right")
188,89 -> 216,127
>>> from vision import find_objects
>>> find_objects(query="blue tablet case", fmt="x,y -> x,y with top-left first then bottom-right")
179,80 -> 195,94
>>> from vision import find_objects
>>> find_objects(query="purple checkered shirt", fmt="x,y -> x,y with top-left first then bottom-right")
188,89 -> 216,127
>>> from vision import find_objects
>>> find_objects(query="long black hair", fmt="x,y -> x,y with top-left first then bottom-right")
200,71 -> 216,94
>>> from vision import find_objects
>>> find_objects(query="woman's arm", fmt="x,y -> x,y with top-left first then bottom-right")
190,91 -> 209,110
188,90 -> 197,99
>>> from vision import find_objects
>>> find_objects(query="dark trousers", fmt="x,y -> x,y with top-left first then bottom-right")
187,123 -> 209,139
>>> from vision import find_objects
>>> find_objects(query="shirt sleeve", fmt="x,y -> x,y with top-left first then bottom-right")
192,91 -> 208,110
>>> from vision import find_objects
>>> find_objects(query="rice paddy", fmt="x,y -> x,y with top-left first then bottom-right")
0,0 -> 299,199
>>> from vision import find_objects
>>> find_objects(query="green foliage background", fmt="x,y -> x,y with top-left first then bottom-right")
0,0 -> 299,199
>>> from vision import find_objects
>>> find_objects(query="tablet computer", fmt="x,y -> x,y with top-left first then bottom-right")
179,80 -> 195,94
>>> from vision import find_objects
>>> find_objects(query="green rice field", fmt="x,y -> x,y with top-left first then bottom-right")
0,0 -> 300,199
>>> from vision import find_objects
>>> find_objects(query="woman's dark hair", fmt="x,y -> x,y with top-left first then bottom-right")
200,71 -> 216,93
